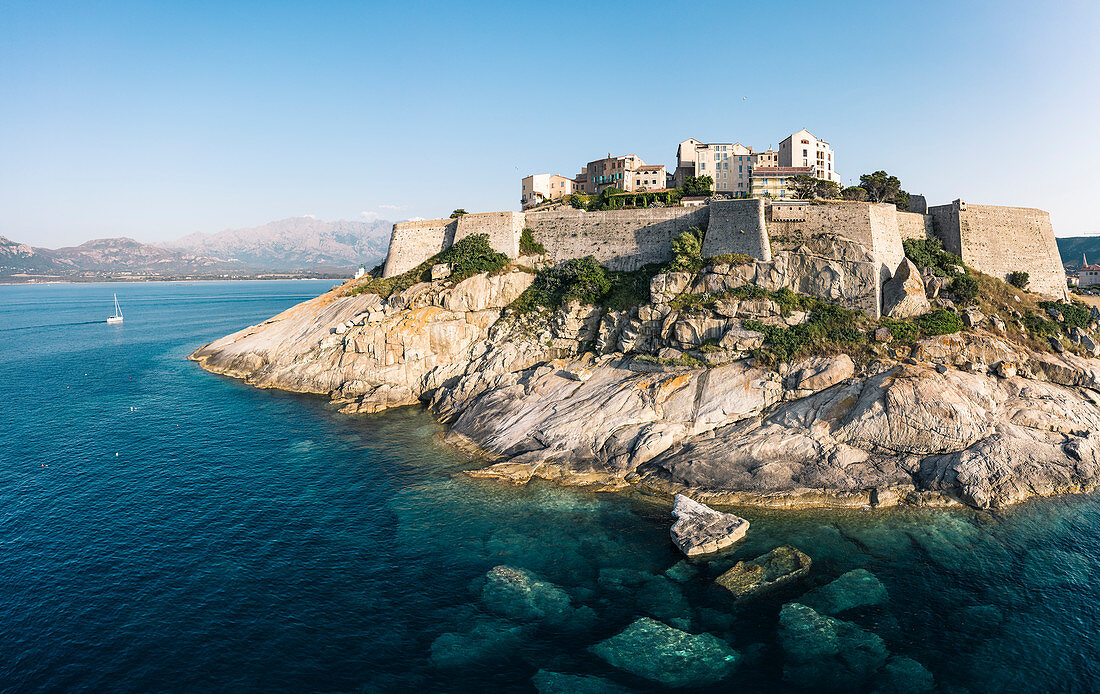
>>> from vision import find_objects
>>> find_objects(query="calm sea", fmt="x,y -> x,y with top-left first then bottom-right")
0,280 -> 1098,693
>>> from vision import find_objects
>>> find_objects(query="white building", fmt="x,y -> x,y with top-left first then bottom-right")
521,173 -> 575,209
1079,255 -> 1100,288
778,129 -> 839,183
674,139 -> 780,195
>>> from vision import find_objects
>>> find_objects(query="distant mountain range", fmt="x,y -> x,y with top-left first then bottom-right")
0,217 -> 392,281
1057,236 -> 1100,271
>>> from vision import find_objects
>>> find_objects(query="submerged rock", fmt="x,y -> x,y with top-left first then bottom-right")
873,655 -> 935,693
801,568 -> 888,615
590,617 -> 740,688
715,546 -> 812,599
778,602 -> 888,691
430,618 -> 528,669
531,669 -> 633,694
664,560 -> 699,583
480,565 -> 578,628
669,494 -> 749,557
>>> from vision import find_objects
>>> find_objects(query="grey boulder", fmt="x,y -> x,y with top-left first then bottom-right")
669,494 -> 749,557
882,259 -> 931,319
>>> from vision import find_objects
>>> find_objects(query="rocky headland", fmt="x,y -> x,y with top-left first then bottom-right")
190,232 -> 1100,511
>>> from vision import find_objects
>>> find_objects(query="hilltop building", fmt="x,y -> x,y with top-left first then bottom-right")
521,130 -> 837,208
750,166 -> 815,199
521,174 -> 576,209
1079,255 -> 1100,287
576,154 -> 667,195
673,139 -> 779,194
779,129 -> 838,182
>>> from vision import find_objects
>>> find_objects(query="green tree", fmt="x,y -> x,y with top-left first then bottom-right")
681,175 -> 714,197
814,179 -> 842,199
450,209 -> 467,218
893,190 -> 912,211
1008,271 -> 1030,289
859,171 -> 902,203
788,174 -> 817,200
841,186 -> 867,201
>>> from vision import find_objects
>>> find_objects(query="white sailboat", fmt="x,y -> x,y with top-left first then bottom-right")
107,293 -> 124,324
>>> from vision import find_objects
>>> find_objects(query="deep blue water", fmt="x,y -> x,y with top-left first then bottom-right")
1,281 -> 1100,693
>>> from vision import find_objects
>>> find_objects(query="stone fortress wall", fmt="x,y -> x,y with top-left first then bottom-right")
764,201 -> 905,284
525,207 -> 709,271
700,199 -> 771,262
382,198 -> 1068,302
928,200 -> 1068,299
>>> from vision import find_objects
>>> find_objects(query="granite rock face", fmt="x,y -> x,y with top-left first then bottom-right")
193,265 -> 1100,511
669,494 -> 749,557
590,617 -> 740,687
882,258 -> 931,319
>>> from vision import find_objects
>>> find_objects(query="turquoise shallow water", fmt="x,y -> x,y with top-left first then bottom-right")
1,281 -> 1099,693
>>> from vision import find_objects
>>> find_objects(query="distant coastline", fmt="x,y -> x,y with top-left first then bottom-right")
0,273 -> 350,285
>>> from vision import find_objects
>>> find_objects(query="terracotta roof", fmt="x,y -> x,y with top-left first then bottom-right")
636,165 -> 665,171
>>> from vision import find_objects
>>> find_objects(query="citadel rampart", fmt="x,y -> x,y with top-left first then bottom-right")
928,201 -> 1067,299
525,207 -> 708,271
764,201 -> 904,283
382,198 -> 1068,302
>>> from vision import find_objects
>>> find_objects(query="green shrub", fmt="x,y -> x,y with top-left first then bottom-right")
949,275 -> 979,305
671,227 -> 704,270
513,256 -> 610,312
1007,271 -> 1030,289
917,309 -> 963,336
880,318 -> 920,342
1022,310 -> 1061,337
519,228 -> 546,255
435,233 -> 509,282
902,238 -> 965,277
603,264 -> 663,311
450,208 -> 467,218
743,300 -> 867,365
1040,300 -> 1091,329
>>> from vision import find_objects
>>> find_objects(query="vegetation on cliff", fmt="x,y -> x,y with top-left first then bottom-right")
347,233 -> 509,298
902,237 -> 965,278
519,228 -> 546,256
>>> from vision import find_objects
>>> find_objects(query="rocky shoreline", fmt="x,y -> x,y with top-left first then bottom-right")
190,257 -> 1100,511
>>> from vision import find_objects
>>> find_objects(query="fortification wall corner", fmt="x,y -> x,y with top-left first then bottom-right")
702,198 -> 771,262
382,218 -> 456,277
454,211 -> 524,258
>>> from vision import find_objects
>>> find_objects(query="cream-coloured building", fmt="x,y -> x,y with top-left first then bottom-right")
779,129 -> 838,183
580,154 -> 666,195
1079,255 -> 1100,288
674,139 -> 780,196
749,166 -> 815,199
521,173 -> 575,209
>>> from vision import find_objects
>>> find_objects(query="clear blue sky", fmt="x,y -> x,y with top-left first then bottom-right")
2,0 -> 1098,247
